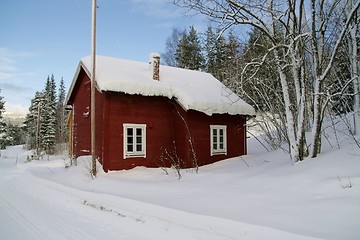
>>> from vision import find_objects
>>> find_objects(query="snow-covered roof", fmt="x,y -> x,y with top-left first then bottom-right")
68,55 -> 255,116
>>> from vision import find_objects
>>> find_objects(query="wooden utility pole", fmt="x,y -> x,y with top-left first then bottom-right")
91,0 -> 97,177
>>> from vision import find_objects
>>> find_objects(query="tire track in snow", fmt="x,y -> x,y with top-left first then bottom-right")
1,160 -> 323,240
0,168 -> 98,240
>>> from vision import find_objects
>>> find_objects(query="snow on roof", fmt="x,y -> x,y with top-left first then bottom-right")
76,55 -> 255,116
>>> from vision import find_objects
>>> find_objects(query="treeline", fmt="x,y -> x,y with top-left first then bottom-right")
163,25 -> 243,84
24,75 -> 67,157
0,92 -> 26,149
163,7 -> 358,162
163,25 -> 353,114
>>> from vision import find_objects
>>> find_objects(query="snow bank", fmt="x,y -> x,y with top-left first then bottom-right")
1,120 -> 359,240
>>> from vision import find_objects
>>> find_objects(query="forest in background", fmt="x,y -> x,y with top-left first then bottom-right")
1,0 -> 359,162
0,75 -> 67,157
170,0 -> 360,161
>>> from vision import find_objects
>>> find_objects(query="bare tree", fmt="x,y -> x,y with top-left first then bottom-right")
345,0 -> 360,135
174,0 -> 360,162
162,27 -> 186,67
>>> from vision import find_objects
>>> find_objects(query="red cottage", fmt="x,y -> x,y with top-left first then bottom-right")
65,54 -> 255,172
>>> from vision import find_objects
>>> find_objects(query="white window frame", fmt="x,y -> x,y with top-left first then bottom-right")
123,124 -> 146,159
210,125 -> 227,156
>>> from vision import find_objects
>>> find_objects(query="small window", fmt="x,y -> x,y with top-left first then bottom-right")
123,124 -> 146,158
210,125 -> 227,156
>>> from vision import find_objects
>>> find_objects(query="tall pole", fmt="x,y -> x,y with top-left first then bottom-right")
91,0 -> 97,177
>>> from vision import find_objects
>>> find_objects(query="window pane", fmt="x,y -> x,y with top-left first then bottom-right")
213,129 -> 217,142
212,128 -> 218,150
127,128 -> 133,136
127,144 -> 133,152
136,144 -> 142,152
219,128 -> 224,150
124,125 -> 146,157
213,129 -> 217,137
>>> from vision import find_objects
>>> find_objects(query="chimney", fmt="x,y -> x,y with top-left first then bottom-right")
150,53 -> 160,81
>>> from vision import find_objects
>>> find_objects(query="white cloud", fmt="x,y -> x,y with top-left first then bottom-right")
0,47 -> 39,116
0,48 -> 35,80
0,72 -> 16,80
4,102 -> 28,116
0,65 -> 18,72
0,48 -> 38,87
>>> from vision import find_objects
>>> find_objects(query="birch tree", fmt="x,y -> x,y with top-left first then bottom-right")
345,0 -> 360,135
174,0 -> 360,162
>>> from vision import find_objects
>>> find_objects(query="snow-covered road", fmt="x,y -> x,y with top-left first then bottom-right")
0,162 -> 103,240
0,152 -> 325,240
2,134 -> 360,240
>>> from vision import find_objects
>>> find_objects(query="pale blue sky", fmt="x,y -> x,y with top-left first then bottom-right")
0,0 -> 206,115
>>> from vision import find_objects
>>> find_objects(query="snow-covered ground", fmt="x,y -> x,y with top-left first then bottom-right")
1,127 -> 359,239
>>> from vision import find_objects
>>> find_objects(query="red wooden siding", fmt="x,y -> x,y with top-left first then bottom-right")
69,69 -> 91,159
67,69 -> 105,164
68,66 -> 249,172
104,92 -> 175,170
186,110 -> 247,167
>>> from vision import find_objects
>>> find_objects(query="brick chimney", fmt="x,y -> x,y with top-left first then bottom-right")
150,53 -> 160,81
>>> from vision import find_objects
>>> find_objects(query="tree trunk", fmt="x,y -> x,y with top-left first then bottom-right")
347,0 -> 360,135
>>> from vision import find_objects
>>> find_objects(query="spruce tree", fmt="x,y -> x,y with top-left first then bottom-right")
204,26 -> 217,75
42,75 -> 57,154
176,32 -> 190,69
0,90 -> 6,149
57,77 -> 67,146
240,27 -> 280,111
222,30 -> 241,85
175,26 -> 204,70
0,90 -> 4,118
214,34 -> 227,81
163,28 -> 185,67
25,91 -> 47,155
187,26 -> 204,70
25,75 -> 68,155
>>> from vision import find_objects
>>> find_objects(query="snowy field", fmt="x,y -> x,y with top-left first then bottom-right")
1,126 -> 359,239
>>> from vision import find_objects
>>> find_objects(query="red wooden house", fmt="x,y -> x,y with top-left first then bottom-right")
65,54 -> 255,172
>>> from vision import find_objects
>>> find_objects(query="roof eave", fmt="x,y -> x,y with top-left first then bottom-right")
64,62 -> 83,106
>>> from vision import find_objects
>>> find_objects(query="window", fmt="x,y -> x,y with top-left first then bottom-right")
123,124 -> 146,158
210,125 -> 227,156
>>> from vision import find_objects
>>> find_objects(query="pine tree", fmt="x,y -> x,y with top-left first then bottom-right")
214,33 -> 227,80
0,90 -> 6,149
25,75 -> 68,155
0,123 -> 25,148
240,27 -> 280,111
57,77 -> 67,147
0,121 -> 10,149
0,90 -> 4,119
25,91 -> 47,155
163,28 -> 185,67
222,30 -> 242,85
42,75 -> 57,154
187,26 -> 205,70
175,26 -> 204,70
176,32 -> 190,69
204,26 -> 217,75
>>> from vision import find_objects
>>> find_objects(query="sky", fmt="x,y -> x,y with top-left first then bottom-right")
0,0 -> 207,116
